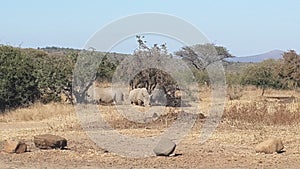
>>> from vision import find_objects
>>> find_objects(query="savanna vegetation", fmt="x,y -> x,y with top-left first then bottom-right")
0,38 -> 300,169
0,36 -> 299,111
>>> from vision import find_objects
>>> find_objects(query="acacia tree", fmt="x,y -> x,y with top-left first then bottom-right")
174,44 -> 232,70
174,43 -> 232,87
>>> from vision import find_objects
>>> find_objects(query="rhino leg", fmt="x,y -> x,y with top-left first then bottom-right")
137,99 -> 143,106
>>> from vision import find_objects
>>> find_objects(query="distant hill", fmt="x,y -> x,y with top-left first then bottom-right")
225,50 -> 284,63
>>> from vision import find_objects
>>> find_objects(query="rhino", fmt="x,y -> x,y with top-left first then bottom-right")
128,88 -> 150,106
87,86 -> 124,105
150,87 -> 167,106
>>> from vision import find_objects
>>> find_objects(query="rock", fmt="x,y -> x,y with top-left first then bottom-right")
34,134 -> 67,149
255,138 -> 284,154
153,138 -> 176,156
198,113 -> 206,119
15,142 -> 27,154
3,140 -> 27,153
3,140 -> 19,153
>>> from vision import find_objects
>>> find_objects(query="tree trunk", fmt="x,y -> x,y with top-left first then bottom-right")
261,88 -> 265,96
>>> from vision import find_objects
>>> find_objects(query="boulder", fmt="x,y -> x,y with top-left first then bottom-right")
15,142 -> 27,154
153,138 -> 176,156
3,140 -> 27,154
34,134 -> 67,149
255,138 -> 284,154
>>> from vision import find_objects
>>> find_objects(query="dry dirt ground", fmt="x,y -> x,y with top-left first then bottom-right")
1,89 -> 300,168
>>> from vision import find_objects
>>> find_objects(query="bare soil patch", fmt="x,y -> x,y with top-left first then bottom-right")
1,88 -> 300,168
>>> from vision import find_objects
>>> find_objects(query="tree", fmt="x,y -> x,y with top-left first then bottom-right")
122,36 -> 183,106
241,59 -> 283,96
73,50 -> 96,103
279,50 -> 300,89
96,54 -> 117,82
174,44 -> 232,70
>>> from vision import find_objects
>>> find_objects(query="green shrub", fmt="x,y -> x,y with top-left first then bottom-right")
241,59 -> 284,96
226,73 -> 243,86
193,69 -> 210,85
0,46 -> 39,111
29,50 -> 77,103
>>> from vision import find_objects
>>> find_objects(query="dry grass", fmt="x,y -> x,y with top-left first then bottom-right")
2,83 -> 300,168
0,84 -> 299,129
0,102 -> 74,122
94,81 -> 112,88
241,86 -> 299,99
224,99 -> 300,126
227,85 -> 243,100
98,105 -> 184,130
196,85 -> 300,126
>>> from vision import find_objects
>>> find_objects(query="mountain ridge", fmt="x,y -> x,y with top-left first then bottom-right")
226,50 -> 284,63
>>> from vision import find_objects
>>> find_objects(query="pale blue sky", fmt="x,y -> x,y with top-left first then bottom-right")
1,0 -> 299,56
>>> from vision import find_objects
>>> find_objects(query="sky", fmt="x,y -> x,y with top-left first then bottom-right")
1,0 -> 300,56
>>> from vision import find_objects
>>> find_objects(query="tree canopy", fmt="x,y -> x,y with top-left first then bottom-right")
175,44 -> 232,70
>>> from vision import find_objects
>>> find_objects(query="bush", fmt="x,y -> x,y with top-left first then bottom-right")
96,54 -> 117,82
227,85 -> 243,100
0,46 -> 39,111
30,50 -> 77,103
0,45 -> 78,111
193,69 -> 210,85
241,59 -> 284,96
226,73 -> 243,86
